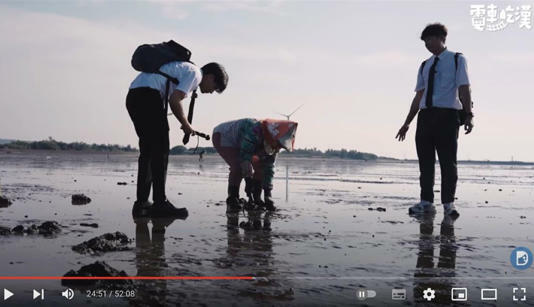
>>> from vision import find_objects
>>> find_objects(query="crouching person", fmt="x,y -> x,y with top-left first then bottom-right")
212,118 -> 298,212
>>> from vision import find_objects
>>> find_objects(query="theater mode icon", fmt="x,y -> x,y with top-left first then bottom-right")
481,288 -> 497,301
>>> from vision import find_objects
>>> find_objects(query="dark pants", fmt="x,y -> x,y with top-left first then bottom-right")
126,87 -> 169,203
415,108 -> 460,204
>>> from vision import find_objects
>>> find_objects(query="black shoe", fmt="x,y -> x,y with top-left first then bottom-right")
262,196 -> 276,211
132,200 -> 153,218
226,196 -> 242,212
264,203 -> 276,212
243,200 -> 257,211
151,200 -> 188,219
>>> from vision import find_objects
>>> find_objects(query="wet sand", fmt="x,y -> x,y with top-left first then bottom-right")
0,151 -> 533,306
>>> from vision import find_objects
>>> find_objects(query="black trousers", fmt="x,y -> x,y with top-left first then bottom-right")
126,87 -> 169,203
415,108 -> 460,204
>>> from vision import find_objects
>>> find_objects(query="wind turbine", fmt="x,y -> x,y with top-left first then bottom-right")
276,103 -> 304,120
275,104 -> 304,203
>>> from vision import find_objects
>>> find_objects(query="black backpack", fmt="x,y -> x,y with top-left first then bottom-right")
131,40 -> 192,83
131,40 -> 199,145
419,52 -> 473,125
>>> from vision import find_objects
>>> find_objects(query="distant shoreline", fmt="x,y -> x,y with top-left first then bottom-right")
1,148 -> 533,166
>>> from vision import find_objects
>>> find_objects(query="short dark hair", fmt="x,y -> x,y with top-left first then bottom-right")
201,62 -> 228,93
420,23 -> 448,40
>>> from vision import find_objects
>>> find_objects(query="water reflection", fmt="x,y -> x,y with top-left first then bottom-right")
131,217 -> 177,306
413,214 -> 458,304
223,211 -> 273,269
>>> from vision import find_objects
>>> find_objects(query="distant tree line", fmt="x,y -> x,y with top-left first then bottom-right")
169,145 -> 378,160
0,138 -> 136,152
0,138 -> 379,160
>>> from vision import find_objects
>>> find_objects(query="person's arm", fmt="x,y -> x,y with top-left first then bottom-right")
458,85 -> 474,134
456,54 -> 474,134
238,120 -> 258,178
395,90 -> 424,141
169,90 -> 194,135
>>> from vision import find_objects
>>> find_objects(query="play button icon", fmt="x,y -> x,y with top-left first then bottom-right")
3,289 -> 14,300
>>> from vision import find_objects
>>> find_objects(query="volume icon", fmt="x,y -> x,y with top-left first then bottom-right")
62,288 -> 74,300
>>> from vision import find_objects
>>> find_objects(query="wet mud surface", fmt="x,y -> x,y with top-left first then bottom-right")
0,151 -> 533,306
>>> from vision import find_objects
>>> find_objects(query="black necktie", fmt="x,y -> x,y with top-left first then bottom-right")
425,57 -> 439,108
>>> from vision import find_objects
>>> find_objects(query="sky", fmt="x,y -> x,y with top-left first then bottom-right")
0,0 -> 533,161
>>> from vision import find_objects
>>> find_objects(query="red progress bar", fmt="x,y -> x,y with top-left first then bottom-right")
0,276 -> 254,280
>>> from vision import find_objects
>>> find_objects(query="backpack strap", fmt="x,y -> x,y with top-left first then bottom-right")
454,52 -> 462,71
157,70 -> 179,115
156,70 -> 178,84
419,60 -> 426,79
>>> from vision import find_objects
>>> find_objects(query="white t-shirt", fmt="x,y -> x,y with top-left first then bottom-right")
129,61 -> 202,99
415,49 -> 470,110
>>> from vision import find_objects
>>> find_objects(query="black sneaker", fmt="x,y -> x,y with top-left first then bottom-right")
226,197 -> 242,212
264,203 -> 277,212
243,200 -> 257,211
132,200 -> 153,218
151,200 -> 188,219
262,198 -> 276,212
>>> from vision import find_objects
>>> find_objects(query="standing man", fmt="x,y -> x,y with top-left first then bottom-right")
127,61 -> 228,218
396,23 -> 474,218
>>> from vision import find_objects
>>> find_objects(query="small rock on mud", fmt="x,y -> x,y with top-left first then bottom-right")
0,196 -> 12,207
72,194 -> 91,205
72,232 -> 131,255
62,261 -> 133,288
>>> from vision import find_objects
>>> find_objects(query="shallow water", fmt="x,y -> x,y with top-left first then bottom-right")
0,151 -> 533,306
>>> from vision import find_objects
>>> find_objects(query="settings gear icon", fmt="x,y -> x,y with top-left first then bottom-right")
423,288 -> 436,301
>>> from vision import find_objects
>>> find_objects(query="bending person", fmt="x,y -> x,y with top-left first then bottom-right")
212,118 -> 298,212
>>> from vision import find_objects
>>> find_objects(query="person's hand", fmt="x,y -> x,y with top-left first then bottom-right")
181,124 -> 195,136
240,161 -> 253,178
464,117 -> 474,134
395,124 -> 410,141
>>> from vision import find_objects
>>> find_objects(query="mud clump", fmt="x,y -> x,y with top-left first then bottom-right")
38,221 -> 62,235
11,225 -> 24,234
8,221 -> 61,236
0,196 -> 12,207
62,261 -> 133,288
368,207 -> 386,212
0,226 -> 11,236
72,194 -> 91,205
72,232 -> 131,255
